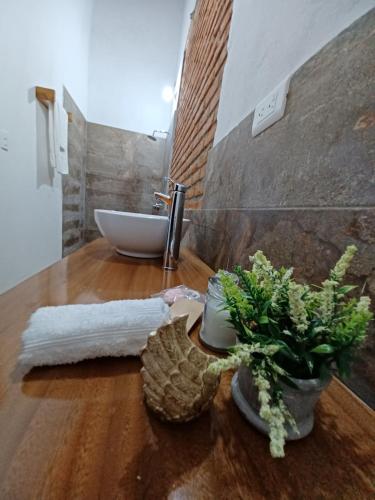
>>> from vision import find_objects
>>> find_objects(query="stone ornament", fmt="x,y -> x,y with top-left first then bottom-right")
141,315 -> 220,423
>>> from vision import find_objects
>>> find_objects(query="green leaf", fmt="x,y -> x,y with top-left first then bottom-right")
258,316 -> 269,324
302,353 -> 314,374
311,344 -> 335,354
252,333 -> 272,343
337,285 -> 357,295
261,301 -> 272,313
275,340 -> 300,361
336,350 -> 353,378
282,329 -> 293,337
309,326 -> 326,338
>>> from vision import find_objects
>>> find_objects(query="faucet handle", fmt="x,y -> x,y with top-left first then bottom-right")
154,192 -> 172,206
167,176 -> 177,187
167,177 -> 188,193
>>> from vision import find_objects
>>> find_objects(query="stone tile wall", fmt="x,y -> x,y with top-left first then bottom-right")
62,96 -> 168,251
85,123 -> 167,241
63,89 -> 87,257
183,10 -> 375,406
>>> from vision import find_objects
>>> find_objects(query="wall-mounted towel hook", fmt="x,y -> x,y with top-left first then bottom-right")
35,86 -> 73,123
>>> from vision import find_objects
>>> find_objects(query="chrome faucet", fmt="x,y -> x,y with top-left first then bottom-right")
154,178 -> 188,270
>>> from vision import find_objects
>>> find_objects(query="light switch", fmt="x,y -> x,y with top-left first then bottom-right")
0,130 -> 9,152
252,77 -> 291,137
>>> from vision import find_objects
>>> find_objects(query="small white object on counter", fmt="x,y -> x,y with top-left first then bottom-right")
19,298 -> 169,373
199,274 -> 238,352
153,284 -> 204,305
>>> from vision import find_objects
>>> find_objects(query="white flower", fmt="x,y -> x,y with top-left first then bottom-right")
250,250 -> 273,273
330,245 -> 357,283
271,267 -> 294,309
319,279 -> 335,323
288,282 -> 309,333
268,406 -> 288,458
250,250 -> 275,290
253,370 -> 297,458
208,343 -> 281,376
356,295 -> 371,313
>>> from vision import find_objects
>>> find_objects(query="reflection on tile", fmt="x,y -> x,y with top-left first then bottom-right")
184,208 -> 375,291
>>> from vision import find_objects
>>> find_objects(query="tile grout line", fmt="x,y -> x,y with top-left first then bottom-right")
185,206 -> 375,212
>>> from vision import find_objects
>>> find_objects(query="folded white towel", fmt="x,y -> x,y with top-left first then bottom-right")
19,298 -> 170,373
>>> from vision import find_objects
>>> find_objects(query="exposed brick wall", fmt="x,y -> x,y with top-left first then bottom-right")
170,0 -> 233,208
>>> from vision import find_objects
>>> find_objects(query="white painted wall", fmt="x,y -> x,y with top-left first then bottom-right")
0,0 -> 93,294
173,0 -> 196,112
214,0 -> 375,145
88,0 -> 185,135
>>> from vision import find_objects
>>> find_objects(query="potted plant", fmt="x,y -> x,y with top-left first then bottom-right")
208,246 -> 372,458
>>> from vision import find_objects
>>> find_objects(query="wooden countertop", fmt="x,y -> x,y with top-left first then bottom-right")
0,239 -> 374,499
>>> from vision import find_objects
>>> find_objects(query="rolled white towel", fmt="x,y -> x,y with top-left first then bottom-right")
19,298 -> 170,373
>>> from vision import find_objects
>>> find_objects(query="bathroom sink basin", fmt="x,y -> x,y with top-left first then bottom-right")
94,209 -> 190,258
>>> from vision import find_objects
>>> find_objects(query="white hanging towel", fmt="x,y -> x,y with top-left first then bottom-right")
53,100 -> 69,175
47,101 -> 56,169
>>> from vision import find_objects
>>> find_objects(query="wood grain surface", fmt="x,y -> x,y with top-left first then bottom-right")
0,239 -> 374,499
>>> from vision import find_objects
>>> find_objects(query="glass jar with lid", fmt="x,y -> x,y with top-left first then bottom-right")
199,273 -> 238,352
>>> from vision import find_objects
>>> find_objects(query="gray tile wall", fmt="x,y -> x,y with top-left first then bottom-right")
85,123 -> 167,241
63,89 -> 87,257
61,106 -> 167,251
183,10 -> 375,406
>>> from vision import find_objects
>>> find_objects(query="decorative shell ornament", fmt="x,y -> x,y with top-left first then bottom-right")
141,315 -> 220,423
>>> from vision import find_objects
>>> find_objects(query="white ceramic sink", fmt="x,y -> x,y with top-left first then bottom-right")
94,209 -> 190,258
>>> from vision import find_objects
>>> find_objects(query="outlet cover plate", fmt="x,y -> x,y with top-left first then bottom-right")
252,77 -> 291,137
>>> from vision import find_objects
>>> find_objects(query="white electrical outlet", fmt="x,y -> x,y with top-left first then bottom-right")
252,77 -> 291,137
0,130 -> 9,152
